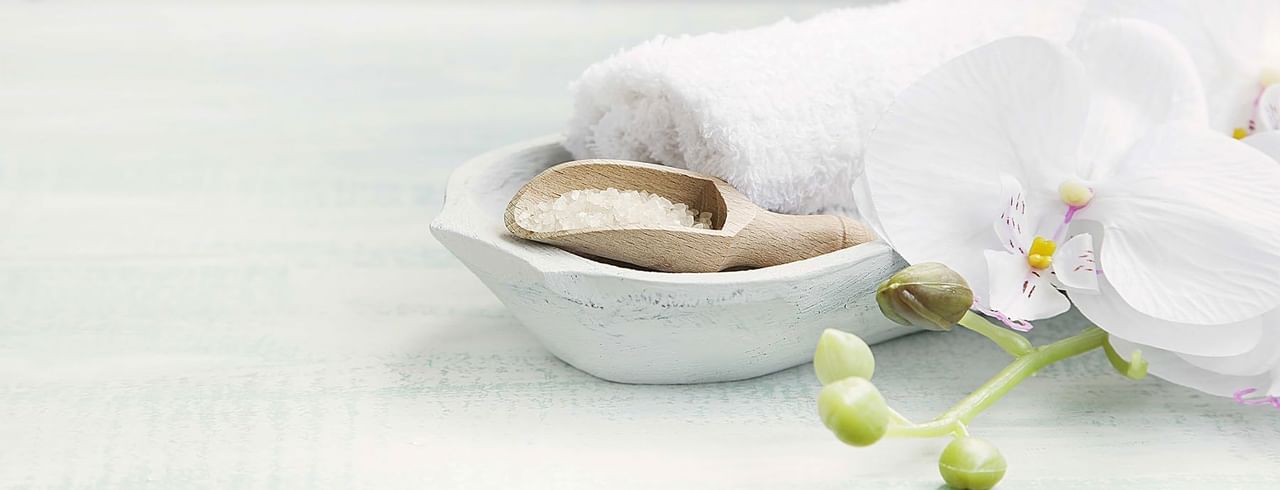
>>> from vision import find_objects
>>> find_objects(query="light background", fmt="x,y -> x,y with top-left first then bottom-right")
1,2 -> 1277,488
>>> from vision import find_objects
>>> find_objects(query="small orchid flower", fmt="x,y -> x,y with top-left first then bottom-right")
974,176 -> 1098,330
855,16 -> 1280,407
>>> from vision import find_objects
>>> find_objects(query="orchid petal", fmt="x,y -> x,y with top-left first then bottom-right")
1071,19 -> 1207,178
1084,122 -> 1280,324
864,37 -> 1088,289
852,174 -> 887,243
1074,276 -> 1265,357
1084,0 -> 1279,133
1243,130 -> 1280,162
1110,336 -> 1278,397
1178,323 -> 1280,377
984,250 -> 1068,322
1051,233 -> 1098,292
1067,219 -> 1266,356
993,175 -> 1032,255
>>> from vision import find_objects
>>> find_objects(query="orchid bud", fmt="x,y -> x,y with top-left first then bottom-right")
876,262 -> 973,331
938,436 -> 1007,490
817,377 -> 890,447
814,329 -> 875,385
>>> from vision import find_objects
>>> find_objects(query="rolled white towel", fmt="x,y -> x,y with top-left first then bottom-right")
566,0 -> 1085,216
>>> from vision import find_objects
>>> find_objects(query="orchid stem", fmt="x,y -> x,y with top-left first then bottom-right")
957,311 -> 1034,357
1103,338 -> 1149,380
886,406 -> 915,426
886,327 -> 1108,438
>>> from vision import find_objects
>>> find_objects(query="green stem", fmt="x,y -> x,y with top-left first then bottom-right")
886,418 -> 962,438
887,406 -> 915,426
943,327 -> 1105,423
886,327 -> 1108,438
957,311 -> 1034,357
1103,338 -> 1149,380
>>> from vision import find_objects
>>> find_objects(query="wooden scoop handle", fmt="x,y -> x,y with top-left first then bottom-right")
729,213 -> 875,269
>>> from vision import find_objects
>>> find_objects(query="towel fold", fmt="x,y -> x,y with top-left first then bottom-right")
566,0 -> 1085,215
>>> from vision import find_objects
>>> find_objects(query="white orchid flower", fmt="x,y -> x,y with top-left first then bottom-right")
1086,0 -> 1280,149
1077,2 -> 1280,405
855,20 -> 1280,400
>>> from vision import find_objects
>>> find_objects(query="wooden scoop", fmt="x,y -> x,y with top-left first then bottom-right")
504,159 -> 875,273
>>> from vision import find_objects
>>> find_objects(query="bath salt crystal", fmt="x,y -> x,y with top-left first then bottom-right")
516,188 -> 714,232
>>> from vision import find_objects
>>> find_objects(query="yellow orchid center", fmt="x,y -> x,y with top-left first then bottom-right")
1058,181 -> 1093,207
1233,127 -> 1250,140
1026,236 -> 1056,270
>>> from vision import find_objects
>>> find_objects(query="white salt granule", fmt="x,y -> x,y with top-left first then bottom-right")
516,188 -> 714,232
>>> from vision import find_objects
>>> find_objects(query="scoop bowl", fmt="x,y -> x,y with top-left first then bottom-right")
505,159 -> 873,272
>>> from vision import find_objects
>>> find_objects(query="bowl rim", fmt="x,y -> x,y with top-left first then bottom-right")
431,134 -> 894,286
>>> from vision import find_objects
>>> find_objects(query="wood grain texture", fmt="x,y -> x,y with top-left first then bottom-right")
1,2 -> 1278,489
504,159 -> 873,272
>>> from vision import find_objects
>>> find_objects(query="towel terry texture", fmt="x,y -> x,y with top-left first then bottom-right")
566,0 -> 1086,216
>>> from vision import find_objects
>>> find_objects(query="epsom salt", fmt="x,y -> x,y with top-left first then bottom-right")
517,188 -> 714,232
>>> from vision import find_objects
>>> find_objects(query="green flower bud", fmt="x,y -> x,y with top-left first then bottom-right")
813,329 -> 875,385
816,377 -> 890,447
876,262 -> 973,331
938,436 -> 1007,490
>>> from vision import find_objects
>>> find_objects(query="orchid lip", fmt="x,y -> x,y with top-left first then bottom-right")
1026,236 -> 1055,270
1234,75 -> 1280,138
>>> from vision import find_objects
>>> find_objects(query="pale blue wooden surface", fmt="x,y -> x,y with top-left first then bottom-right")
0,2 -> 1277,488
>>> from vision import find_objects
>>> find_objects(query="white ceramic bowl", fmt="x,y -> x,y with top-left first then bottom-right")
430,135 -> 913,384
